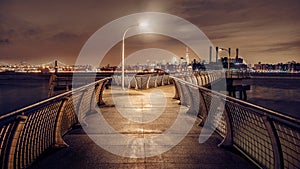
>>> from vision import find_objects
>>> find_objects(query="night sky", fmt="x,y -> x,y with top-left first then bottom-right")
0,0 -> 299,66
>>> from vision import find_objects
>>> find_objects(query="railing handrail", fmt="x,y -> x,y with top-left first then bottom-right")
112,73 -> 168,90
170,76 -> 300,126
0,77 -> 111,120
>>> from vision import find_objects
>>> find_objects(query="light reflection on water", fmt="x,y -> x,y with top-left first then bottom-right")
0,77 -> 299,119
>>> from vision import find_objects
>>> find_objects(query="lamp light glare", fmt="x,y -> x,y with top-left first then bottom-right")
139,22 -> 148,28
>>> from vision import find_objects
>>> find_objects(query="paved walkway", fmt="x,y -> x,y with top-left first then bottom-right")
30,85 -> 257,169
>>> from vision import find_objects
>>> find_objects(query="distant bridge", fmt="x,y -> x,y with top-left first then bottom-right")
41,60 -> 68,67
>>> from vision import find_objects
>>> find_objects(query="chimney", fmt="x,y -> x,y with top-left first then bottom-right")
54,60 -> 58,74
216,46 -> 219,62
209,46 -> 212,63
236,48 -> 239,62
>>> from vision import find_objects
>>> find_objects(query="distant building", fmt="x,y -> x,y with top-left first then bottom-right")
252,61 -> 300,72
220,57 -> 247,70
185,47 -> 190,64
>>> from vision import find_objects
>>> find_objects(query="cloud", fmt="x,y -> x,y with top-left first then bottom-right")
51,32 -> 81,42
0,14 -> 44,43
0,0 -> 299,64
23,28 -> 41,36
177,0 -> 300,31
0,38 -> 10,45
261,40 -> 300,53
274,40 -> 300,49
0,28 -> 15,37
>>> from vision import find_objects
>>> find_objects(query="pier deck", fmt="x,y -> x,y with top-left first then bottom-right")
29,85 -> 256,169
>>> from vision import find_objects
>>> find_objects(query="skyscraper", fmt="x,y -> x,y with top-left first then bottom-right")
186,47 -> 190,64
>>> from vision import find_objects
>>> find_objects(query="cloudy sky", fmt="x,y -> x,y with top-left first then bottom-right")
0,0 -> 299,66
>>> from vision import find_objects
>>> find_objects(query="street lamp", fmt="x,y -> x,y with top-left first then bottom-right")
121,22 -> 148,90
218,47 -> 230,70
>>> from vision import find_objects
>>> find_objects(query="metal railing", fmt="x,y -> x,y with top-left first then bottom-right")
171,75 -> 300,169
112,73 -> 170,90
0,77 -> 110,169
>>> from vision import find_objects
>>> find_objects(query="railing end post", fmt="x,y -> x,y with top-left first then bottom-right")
7,114 -> 27,169
52,141 -> 69,149
53,98 -> 69,149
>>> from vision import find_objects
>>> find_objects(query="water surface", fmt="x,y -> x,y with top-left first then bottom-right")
0,75 -> 299,119
245,77 -> 300,119
0,79 -> 49,115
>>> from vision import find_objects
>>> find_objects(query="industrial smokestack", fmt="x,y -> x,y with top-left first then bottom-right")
236,48 -> 239,61
216,46 -> 219,62
54,60 -> 58,74
209,46 -> 212,63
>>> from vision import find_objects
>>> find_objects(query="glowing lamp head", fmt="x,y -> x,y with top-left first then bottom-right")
219,48 -> 227,52
139,22 -> 148,28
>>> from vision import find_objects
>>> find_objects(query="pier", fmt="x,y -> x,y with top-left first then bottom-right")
0,72 -> 299,169
225,70 -> 251,100
28,85 -> 256,169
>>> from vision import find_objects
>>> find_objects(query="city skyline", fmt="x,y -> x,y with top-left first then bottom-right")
0,0 -> 299,65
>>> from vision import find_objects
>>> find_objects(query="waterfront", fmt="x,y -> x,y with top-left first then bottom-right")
0,74 -> 299,119
245,76 -> 300,119
0,79 -> 49,115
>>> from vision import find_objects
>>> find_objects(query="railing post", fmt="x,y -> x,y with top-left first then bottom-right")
218,101 -> 233,147
172,78 -> 180,100
186,84 -> 201,117
154,74 -> 158,88
262,116 -> 283,169
177,80 -> 188,106
97,80 -> 108,106
53,97 -> 69,148
198,88 -> 208,126
75,89 -> 87,127
93,82 -> 102,107
135,75 -> 140,89
7,115 -> 27,169
133,75 -> 138,89
145,74 -> 150,89
91,83 -> 101,112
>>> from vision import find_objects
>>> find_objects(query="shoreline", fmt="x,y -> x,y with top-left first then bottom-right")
250,72 -> 300,77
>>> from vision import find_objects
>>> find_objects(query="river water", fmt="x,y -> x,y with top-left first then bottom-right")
0,75 -> 299,119
0,79 -> 50,115
245,77 -> 300,119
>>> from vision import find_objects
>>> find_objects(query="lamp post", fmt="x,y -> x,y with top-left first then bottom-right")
121,22 -> 148,90
219,47 -> 231,78
219,47 -> 230,70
